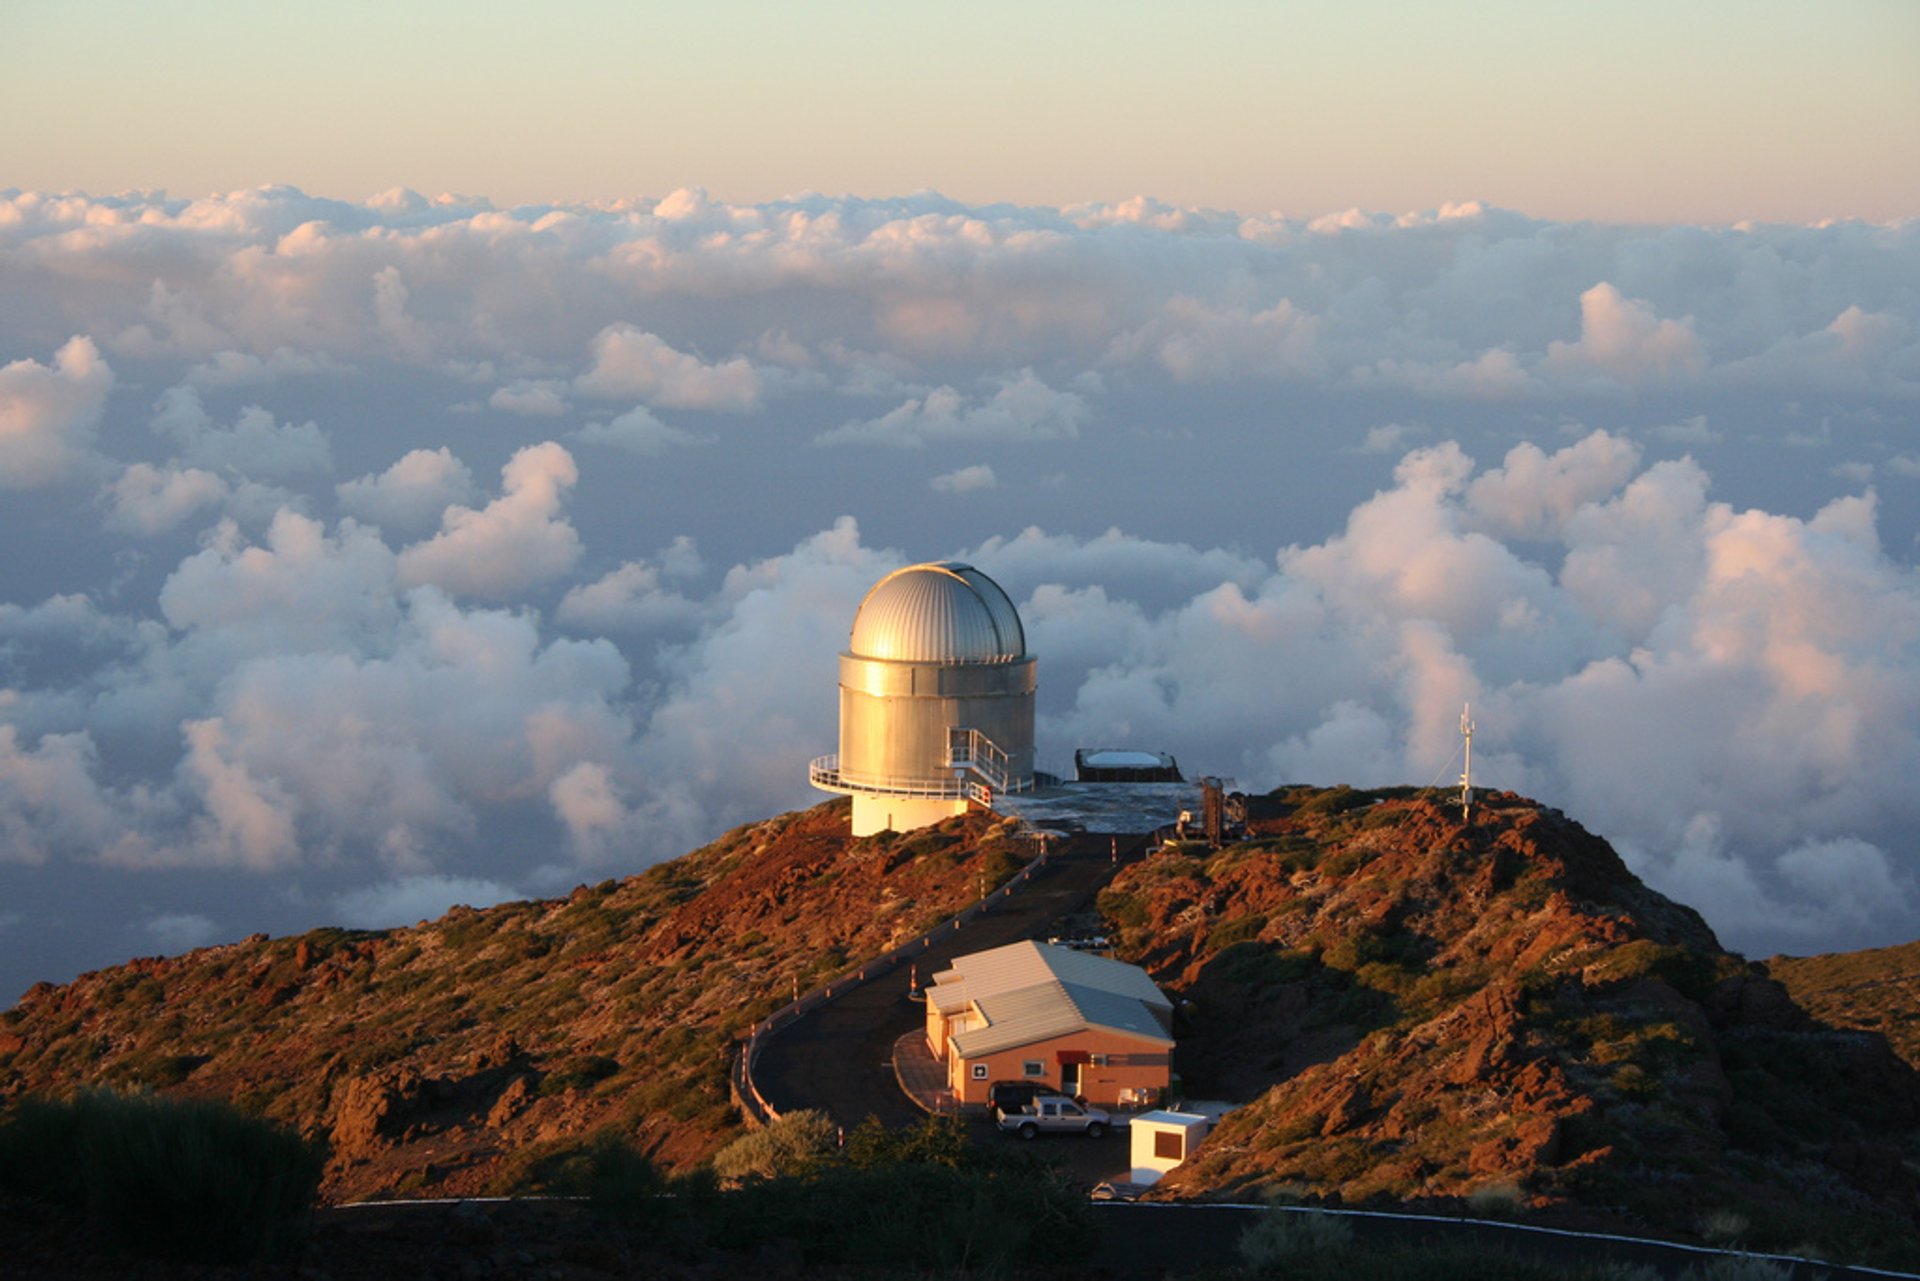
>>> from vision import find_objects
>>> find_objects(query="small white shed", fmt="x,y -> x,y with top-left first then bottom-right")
1128,1109 -> 1212,1185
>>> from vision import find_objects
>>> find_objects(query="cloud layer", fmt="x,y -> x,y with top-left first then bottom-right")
2,187 -> 1918,1000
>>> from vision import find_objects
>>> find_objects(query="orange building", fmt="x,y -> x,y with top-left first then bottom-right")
924,940 -> 1173,1109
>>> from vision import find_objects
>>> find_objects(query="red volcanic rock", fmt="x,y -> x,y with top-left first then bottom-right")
1104,788 -> 1920,1252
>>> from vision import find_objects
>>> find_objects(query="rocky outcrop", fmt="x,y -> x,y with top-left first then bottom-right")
1097,788 -> 1920,1255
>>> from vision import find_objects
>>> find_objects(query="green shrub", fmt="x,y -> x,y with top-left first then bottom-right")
1238,1208 -> 1356,1274
1213,943 -> 1316,990
712,1108 -> 838,1183
1097,888 -> 1149,931
0,1089 -> 323,1263
1207,913 -> 1268,951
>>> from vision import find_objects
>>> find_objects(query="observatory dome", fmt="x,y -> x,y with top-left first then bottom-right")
848,562 -> 1026,664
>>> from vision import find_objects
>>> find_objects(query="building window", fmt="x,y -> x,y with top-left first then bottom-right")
970,1063 -> 988,1080
1090,1054 -> 1109,1067
1022,1060 -> 1044,1078
1154,1131 -> 1184,1160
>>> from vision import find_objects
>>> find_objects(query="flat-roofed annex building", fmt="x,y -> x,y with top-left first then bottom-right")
924,940 -> 1173,1109
810,562 -> 1037,836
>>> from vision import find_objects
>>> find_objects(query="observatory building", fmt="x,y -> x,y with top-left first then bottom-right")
809,562 -> 1036,836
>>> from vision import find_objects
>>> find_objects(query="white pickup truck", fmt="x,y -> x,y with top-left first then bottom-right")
996,1096 -> 1111,1140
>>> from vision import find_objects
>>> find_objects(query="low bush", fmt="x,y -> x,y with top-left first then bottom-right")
0,1088 -> 323,1263
1238,1207 -> 1355,1274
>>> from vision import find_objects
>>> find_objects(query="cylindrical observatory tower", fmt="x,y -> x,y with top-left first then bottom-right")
809,562 -> 1036,836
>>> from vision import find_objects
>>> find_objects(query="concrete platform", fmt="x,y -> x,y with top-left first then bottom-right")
892,1030 -> 959,1114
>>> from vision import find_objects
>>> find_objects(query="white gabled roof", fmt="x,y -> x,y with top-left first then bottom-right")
933,940 -> 1170,1012
932,941 -> 1174,1059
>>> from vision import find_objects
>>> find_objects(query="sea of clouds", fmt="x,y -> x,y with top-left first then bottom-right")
2,186 -> 1917,1001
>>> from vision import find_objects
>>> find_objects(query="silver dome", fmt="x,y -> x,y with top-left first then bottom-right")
848,562 -> 1026,663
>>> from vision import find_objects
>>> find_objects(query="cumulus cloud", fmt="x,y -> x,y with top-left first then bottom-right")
0,336 -> 115,488
185,347 -> 336,389
575,325 -> 764,411
489,379 -> 570,416
556,560 -> 702,633
7,185 -> 1920,999
1544,283 -> 1705,387
574,405 -> 714,454
931,463 -> 997,493
0,727 -> 134,865
816,371 -> 1086,448
331,874 -> 524,929
396,442 -> 582,597
100,462 -> 229,535
1108,297 -> 1323,382
140,912 -> 222,952
150,386 -> 332,480
336,447 -> 478,534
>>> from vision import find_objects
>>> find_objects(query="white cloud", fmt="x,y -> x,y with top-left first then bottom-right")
575,325 -> 764,411
1108,297 -> 1323,382
336,447 -> 478,534
161,509 -> 402,657
140,912 -> 221,952
1464,430 -> 1642,542
185,347 -> 335,389
574,405 -> 714,454
1544,282 -> 1705,387
150,385 -> 333,480
489,379 -> 570,416
0,336 -> 115,488
1358,423 -> 1426,454
0,727 -> 137,865
331,874 -> 523,929
931,463 -> 997,493
100,462 -> 229,535
8,186 -> 1920,997
816,371 -> 1086,448
557,559 -> 702,633
396,442 -> 582,598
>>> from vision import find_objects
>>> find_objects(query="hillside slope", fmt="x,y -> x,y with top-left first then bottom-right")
0,800 -> 1035,1203
1770,940 -> 1920,1071
1097,787 -> 1920,1262
5,785 -> 1917,1265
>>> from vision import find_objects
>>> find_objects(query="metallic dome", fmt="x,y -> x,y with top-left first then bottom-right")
848,562 -> 1025,664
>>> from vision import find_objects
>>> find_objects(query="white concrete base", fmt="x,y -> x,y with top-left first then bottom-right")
851,793 -> 971,836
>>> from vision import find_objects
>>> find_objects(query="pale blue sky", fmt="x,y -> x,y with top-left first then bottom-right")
4,0 -> 1915,220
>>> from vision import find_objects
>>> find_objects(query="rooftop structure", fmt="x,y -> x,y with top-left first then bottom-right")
1075,748 -> 1183,783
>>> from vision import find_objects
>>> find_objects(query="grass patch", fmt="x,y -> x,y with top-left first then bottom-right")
0,1088 -> 323,1264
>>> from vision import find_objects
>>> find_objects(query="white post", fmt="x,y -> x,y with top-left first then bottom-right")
1459,703 -> 1475,823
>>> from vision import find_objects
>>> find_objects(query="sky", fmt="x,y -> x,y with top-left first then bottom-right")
1,3 -> 1918,1003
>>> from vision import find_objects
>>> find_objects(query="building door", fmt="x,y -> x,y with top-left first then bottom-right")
1061,1060 -> 1081,1098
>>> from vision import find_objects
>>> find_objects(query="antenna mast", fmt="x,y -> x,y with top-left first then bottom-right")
1458,703 -> 1475,823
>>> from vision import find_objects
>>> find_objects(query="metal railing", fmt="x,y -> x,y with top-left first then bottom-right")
808,728 -> 1033,805
808,755 -> 976,801
946,728 -> 1014,795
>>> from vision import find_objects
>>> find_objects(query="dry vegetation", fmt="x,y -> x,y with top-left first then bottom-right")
0,800 -> 1036,1203
1096,787 -> 1920,1267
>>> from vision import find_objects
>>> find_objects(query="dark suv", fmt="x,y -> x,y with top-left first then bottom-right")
988,1081 -> 1071,1118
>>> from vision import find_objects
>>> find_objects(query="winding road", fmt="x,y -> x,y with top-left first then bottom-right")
750,833 -> 1147,1133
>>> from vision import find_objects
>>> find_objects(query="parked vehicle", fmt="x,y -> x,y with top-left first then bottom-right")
988,1080 -> 1070,1119
996,1096 -> 1111,1140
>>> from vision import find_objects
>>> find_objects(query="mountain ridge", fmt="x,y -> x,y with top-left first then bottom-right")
3,786 -> 1918,1263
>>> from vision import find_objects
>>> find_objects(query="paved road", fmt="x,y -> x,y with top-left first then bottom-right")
751,834 -> 1147,1142
1087,1204 -> 1910,1281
